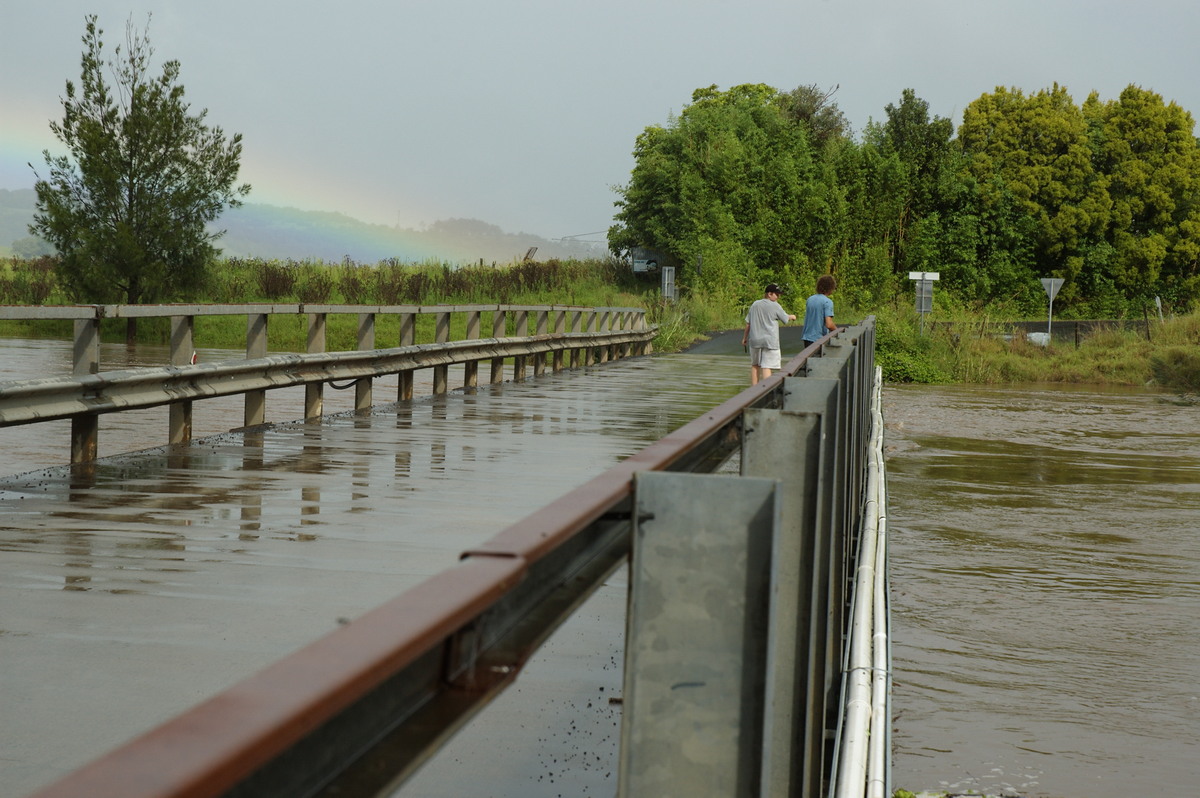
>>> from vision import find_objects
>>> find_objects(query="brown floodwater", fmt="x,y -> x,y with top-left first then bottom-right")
884,383 -> 1200,797
3,336 -> 1197,797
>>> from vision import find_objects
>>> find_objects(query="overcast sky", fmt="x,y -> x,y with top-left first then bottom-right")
3,1 -> 1197,243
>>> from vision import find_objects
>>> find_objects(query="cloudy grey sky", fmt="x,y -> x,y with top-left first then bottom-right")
3,1 -> 1197,242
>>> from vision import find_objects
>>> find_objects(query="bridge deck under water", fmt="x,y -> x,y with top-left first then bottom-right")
0,352 -> 751,798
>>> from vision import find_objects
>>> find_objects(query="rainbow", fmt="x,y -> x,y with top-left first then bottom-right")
3,107 -> 496,264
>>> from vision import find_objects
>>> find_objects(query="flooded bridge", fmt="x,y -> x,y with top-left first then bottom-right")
0,307 -> 883,798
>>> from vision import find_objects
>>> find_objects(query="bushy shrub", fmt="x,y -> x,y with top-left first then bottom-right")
1150,346 -> 1200,398
0,257 -> 58,304
256,260 -> 296,299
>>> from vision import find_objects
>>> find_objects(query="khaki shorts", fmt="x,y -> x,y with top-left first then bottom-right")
749,346 -> 781,370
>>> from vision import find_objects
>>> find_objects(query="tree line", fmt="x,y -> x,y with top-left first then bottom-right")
608,82 -> 1200,316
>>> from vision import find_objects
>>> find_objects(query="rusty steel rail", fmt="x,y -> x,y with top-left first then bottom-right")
30,323 -> 870,798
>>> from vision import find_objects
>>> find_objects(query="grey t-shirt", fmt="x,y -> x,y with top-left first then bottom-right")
744,298 -> 792,350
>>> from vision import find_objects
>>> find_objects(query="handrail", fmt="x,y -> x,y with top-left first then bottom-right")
28,320 -> 875,798
0,302 -> 651,466
0,330 -> 650,427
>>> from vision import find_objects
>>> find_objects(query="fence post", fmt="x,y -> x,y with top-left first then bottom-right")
244,313 -> 268,427
169,315 -> 194,444
570,310 -> 583,368
433,311 -> 451,395
491,308 -> 507,385
534,309 -> 548,376
464,309 -> 481,389
356,312 -> 375,412
553,309 -> 566,372
598,309 -> 611,363
514,309 -> 529,382
398,312 -> 415,401
70,315 -> 101,464
306,312 -> 327,419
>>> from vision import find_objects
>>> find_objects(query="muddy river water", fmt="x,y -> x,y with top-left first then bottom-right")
1,337 -> 1197,797
884,383 -> 1200,797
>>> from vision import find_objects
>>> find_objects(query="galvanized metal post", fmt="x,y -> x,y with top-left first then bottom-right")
70,316 -> 101,464
742,403 -> 830,798
244,313 -> 268,428
355,312 -> 375,412
782,376 -> 844,798
168,315 -> 194,444
621,471 -> 780,798
305,312 -> 327,419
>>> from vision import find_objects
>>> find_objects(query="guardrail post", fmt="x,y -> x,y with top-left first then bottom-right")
244,313 -> 268,427
433,311 -> 450,395
514,309 -> 529,382
70,315 -> 101,464
490,309 -> 506,385
306,312 -> 327,419
398,312 -> 415,401
464,309 -> 481,389
168,315 -> 194,444
621,470 -> 780,798
356,312 -> 375,412
583,311 -> 597,366
552,309 -> 566,372
533,310 -> 548,376
597,309 -> 614,362
570,310 -> 583,368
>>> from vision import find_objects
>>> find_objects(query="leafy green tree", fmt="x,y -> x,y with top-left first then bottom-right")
1083,85 -> 1200,307
958,84 -> 1107,303
30,15 -> 249,331
609,84 -> 825,301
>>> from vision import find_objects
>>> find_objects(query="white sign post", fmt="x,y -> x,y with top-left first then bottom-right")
908,271 -> 940,333
1040,278 -> 1064,339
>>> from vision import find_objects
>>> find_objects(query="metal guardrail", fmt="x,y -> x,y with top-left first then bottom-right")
28,318 -> 879,798
0,303 -> 651,466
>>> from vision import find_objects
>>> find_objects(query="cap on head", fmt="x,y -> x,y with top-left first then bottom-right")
765,283 -> 783,295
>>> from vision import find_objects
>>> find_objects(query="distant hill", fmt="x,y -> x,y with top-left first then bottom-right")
0,188 -> 606,263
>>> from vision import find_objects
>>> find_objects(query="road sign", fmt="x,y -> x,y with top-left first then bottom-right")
1040,278 -> 1064,338
1040,278 -> 1063,301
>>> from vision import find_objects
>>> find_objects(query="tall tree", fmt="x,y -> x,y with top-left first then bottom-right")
31,15 -> 249,336
609,84 -> 826,300
958,84 -> 1107,301
1083,85 -> 1200,305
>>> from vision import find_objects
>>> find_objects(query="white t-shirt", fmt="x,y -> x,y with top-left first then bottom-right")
744,298 -> 792,350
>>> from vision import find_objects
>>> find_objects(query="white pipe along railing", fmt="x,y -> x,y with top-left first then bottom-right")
833,365 -> 890,798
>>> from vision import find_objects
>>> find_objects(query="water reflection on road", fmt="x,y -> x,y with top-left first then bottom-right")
3,336 -> 1198,798
885,383 -> 1200,798
0,341 -> 749,797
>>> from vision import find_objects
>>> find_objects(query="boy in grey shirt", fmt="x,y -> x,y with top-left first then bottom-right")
741,283 -> 796,385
